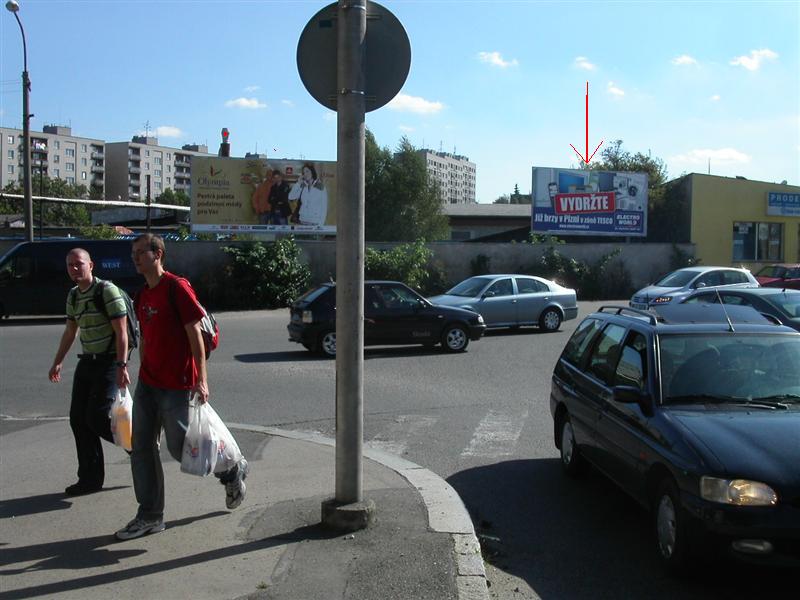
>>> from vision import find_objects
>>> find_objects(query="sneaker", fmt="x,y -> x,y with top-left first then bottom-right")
65,481 -> 103,496
115,517 -> 166,540
224,458 -> 249,510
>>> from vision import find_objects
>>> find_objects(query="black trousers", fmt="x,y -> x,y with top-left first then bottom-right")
69,357 -> 116,486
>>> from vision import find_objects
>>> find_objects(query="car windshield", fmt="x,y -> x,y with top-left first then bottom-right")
660,334 -> 800,405
655,270 -> 698,287
769,293 -> 800,318
446,277 -> 489,297
757,265 -> 786,278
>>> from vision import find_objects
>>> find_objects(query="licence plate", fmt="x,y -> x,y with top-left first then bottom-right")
631,302 -> 649,310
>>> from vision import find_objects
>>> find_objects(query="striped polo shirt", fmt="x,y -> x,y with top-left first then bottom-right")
66,278 -> 127,355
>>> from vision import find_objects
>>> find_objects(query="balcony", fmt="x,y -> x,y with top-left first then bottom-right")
174,170 -> 191,180
129,192 -> 141,200
129,166 -> 141,175
174,160 -> 191,168
91,165 -> 105,173
32,159 -> 49,168
174,182 -> 190,191
128,153 -> 141,161
91,151 -> 104,160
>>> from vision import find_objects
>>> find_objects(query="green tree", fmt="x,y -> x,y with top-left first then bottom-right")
156,188 -> 190,207
365,132 -> 449,241
591,139 -> 668,187
493,194 -> 510,204
2,176 -> 91,226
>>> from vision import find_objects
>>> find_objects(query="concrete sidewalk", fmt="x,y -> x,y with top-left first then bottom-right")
0,419 -> 488,600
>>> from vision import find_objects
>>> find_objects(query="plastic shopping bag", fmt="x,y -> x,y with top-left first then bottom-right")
203,404 -> 243,474
181,401 -> 219,476
109,387 -> 133,451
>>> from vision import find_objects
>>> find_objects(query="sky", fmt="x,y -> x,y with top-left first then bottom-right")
1,0 -> 798,203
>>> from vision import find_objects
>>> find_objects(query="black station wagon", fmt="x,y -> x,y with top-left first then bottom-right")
549,303 -> 800,572
288,281 -> 486,357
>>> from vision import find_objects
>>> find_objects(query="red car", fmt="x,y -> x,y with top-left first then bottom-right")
755,264 -> 800,289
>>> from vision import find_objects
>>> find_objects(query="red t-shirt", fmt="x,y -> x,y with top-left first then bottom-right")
136,272 -> 206,390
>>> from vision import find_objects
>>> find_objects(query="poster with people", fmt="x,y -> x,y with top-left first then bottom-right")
190,157 -> 336,234
531,166 -> 648,237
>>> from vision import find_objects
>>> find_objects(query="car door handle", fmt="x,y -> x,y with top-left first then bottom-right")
511,299 -> 517,303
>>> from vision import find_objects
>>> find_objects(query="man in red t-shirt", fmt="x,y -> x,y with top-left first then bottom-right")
115,233 -> 248,541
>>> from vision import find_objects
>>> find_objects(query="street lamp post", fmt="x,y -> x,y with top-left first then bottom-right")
6,0 -> 34,243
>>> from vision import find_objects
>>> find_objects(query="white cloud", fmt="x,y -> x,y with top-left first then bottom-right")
670,148 -> 751,166
386,93 -> 445,115
243,85 -> 260,93
323,111 -> 336,122
710,94 -> 721,102
137,125 -> 183,138
399,125 -> 415,133
671,54 -> 698,66
281,99 -> 295,108
573,56 -> 596,71
225,97 -> 267,109
730,48 -> 778,71
477,51 -> 519,68
607,81 -> 625,97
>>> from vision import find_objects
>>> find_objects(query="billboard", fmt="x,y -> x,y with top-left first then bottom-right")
531,167 -> 648,237
767,191 -> 800,217
190,157 -> 336,234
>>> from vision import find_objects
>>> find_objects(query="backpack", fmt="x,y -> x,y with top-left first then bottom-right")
167,277 -> 220,360
71,279 -> 140,358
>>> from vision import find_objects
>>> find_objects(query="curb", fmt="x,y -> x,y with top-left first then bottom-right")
228,423 -> 490,600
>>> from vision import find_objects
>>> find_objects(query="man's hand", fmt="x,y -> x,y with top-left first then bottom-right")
49,363 -> 62,383
191,379 -> 209,405
116,365 -> 131,389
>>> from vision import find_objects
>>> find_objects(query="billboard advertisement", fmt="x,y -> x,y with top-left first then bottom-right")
531,167 -> 648,237
190,157 -> 336,234
767,191 -> 800,217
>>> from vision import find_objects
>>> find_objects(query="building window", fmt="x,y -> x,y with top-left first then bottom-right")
166,177 -> 171,184
167,165 -> 171,172
54,169 -> 60,177
54,155 -> 60,163
155,157 -> 162,165
154,169 -> 162,176
54,140 -> 60,149
66,163 -> 75,172
7,135 -> 13,144
81,171 -> 87,180
81,144 -> 87,152
81,157 -> 87,166
66,176 -> 74,184
733,222 -> 783,261
155,181 -> 162,191
65,148 -> 75,157
7,164 -> 14,174
7,149 -> 13,159
167,153 -> 171,160
145,162 -> 150,169
145,150 -> 150,157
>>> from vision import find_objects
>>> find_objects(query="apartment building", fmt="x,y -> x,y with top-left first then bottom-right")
0,125 -> 105,195
105,137 -> 211,202
417,149 -> 476,204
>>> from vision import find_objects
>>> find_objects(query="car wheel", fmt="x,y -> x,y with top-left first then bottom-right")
441,324 -> 469,352
318,330 -> 336,358
558,414 -> 583,477
654,478 -> 691,573
539,308 -> 562,332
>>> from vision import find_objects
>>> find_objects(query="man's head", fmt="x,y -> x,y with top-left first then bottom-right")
272,169 -> 282,183
132,233 -> 166,275
66,248 -> 93,287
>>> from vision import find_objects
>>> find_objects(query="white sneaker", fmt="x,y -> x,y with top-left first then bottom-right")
225,459 -> 249,509
115,517 -> 165,540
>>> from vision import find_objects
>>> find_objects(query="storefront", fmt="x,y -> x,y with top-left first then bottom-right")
687,174 -> 800,269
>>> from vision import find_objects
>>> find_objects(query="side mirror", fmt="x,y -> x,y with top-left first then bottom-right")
613,386 -> 653,416
482,291 -> 495,299
695,282 -> 707,289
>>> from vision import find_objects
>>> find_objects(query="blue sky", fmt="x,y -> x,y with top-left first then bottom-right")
1,0 -> 798,202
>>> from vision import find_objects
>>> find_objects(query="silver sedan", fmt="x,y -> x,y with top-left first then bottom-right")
429,274 -> 578,331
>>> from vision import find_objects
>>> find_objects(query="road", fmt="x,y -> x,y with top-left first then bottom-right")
0,304 -> 791,599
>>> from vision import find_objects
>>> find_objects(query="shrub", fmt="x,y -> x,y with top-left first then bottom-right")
525,246 -> 633,300
669,244 -> 701,270
222,237 -> 311,309
365,240 -> 445,295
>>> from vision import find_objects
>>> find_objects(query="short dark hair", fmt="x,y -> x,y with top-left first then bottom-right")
272,169 -> 282,176
134,233 -> 166,263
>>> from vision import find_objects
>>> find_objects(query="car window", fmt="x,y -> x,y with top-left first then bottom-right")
655,270 -> 697,287
516,278 -> 549,294
683,294 -> 716,304
614,331 -> 648,390
787,268 -> 800,279
446,277 -> 489,297
298,285 -> 330,304
486,278 -> 513,297
696,271 -> 723,287
562,318 -> 603,366
722,270 -> 748,285
757,265 -> 785,278
771,294 -> 800,318
586,323 -> 627,385
721,294 -> 750,306
365,287 -> 385,310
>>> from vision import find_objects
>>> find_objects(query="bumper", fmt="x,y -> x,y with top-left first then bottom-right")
564,307 -> 579,321
683,491 -> 800,566
469,324 -> 487,340
287,322 -> 316,346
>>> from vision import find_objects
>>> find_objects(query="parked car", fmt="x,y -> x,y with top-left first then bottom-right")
681,287 -> 800,332
629,266 -> 759,310
287,281 -> 486,357
550,303 -> 800,572
755,264 -> 800,290
428,274 -> 577,332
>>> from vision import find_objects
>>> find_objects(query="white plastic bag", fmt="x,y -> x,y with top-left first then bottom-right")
109,387 -> 133,451
181,402 -> 219,476
204,404 -> 243,474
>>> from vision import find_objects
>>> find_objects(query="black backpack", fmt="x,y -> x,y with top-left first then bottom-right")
71,279 -> 140,357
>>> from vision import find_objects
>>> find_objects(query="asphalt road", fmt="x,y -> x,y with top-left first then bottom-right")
0,303 -> 792,599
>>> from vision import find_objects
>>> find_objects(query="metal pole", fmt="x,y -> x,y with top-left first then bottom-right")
146,174 -> 152,232
38,165 -> 43,240
334,0 -> 366,504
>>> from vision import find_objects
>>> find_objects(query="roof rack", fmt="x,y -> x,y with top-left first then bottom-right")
598,305 -> 659,325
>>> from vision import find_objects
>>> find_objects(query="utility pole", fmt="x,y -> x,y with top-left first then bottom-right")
146,174 -> 152,232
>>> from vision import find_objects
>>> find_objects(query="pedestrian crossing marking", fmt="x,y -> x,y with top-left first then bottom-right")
460,409 -> 528,458
366,414 -> 437,456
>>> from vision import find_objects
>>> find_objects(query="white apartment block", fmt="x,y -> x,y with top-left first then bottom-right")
105,137 -> 211,202
0,125 -> 105,195
418,150 -> 476,204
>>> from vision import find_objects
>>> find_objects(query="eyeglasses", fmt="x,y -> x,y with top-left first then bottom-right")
131,249 -> 153,258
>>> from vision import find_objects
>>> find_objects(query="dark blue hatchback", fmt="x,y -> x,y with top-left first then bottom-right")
549,303 -> 800,572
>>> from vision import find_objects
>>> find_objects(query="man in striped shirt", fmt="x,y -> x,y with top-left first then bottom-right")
49,248 -> 131,496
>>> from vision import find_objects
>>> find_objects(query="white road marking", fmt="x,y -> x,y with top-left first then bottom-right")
460,409 -> 528,458
366,414 -> 438,456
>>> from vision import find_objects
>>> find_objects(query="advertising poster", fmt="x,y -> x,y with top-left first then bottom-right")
190,157 -> 336,234
531,167 -> 648,237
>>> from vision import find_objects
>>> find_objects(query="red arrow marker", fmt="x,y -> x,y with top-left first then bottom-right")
570,82 -> 603,165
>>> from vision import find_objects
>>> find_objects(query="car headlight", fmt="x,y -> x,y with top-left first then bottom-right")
302,310 -> 313,323
476,315 -> 484,324
652,296 -> 673,304
700,476 -> 778,506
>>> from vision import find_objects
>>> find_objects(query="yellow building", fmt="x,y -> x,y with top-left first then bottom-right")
677,174 -> 800,269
